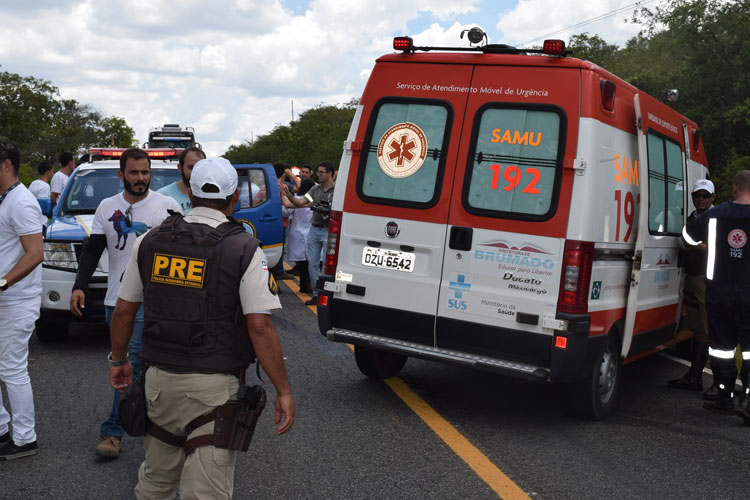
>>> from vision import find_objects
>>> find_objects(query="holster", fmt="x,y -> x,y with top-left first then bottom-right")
182,385 -> 267,455
118,368 -> 151,437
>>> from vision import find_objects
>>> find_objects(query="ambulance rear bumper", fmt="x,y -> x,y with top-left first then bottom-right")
327,328 -> 550,383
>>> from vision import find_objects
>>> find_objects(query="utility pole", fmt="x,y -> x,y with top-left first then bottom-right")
291,99 -> 295,122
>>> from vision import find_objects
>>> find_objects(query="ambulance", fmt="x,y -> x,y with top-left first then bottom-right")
314,31 -> 709,419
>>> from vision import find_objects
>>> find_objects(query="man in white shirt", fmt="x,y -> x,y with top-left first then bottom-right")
51,152 -> 75,208
157,146 -> 205,212
69,148 -> 181,458
28,161 -> 53,199
0,140 -> 44,460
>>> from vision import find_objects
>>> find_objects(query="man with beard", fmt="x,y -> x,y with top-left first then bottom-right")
70,148 -> 181,458
157,147 -> 205,212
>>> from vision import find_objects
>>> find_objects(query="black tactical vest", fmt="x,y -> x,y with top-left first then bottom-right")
137,213 -> 260,373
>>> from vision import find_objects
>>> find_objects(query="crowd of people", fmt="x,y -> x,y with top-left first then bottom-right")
3,137 -> 749,497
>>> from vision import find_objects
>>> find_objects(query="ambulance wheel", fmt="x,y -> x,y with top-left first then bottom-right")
571,334 -> 621,420
35,318 -> 69,342
354,346 -> 407,379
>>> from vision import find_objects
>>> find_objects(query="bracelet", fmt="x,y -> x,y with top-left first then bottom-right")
107,351 -> 129,367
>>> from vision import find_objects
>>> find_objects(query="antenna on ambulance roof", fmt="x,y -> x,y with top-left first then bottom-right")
460,27 -> 488,46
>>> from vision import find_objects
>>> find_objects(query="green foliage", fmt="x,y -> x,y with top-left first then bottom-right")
18,164 -> 36,188
567,0 -> 750,183
0,70 -> 137,168
712,155 -> 750,203
224,99 -> 358,169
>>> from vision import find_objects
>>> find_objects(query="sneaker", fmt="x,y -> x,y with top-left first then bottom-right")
0,440 -> 38,460
304,297 -> 317,306
95,435 -> 122,458
0,432 -> 9,446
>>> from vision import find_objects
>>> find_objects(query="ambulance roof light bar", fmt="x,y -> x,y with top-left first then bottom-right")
393,31 -> 571,57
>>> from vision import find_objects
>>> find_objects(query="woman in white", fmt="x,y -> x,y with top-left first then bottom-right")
282,179 -> 315,293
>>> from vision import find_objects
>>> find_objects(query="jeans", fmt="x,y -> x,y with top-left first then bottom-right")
100,304 -> 144,438
306,226 -> 328,296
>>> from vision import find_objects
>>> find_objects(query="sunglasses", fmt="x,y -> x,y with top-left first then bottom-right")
692,192 -> 713,199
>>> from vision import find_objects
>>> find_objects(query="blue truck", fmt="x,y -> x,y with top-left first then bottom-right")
37,149 -> 282,341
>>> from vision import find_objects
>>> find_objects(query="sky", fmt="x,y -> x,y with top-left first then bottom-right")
0,0 -> 658,157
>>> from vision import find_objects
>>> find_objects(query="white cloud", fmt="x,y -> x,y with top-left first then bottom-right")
1,0 -> 648,156
496,0 -> 644,47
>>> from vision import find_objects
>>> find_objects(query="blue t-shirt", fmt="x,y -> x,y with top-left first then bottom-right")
157,182 -> 191,213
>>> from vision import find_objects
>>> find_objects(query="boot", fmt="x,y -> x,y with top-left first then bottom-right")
298,261 -> 313,294
668,341 -> 707,391
703,382 -> 719,401
703,359 -> 736,415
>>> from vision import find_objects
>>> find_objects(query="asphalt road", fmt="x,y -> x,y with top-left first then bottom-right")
2,282 -> 749,499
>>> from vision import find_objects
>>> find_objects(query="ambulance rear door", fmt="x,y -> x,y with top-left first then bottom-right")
331,61 -> 474,347
621,94 -> 687,357
435,64 -> 580,376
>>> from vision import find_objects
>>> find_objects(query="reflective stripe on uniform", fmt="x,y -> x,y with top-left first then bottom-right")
709,346 -> 735,359
706,218 -> 717,280
682,225 -> 702,246
744,351 -> 750,360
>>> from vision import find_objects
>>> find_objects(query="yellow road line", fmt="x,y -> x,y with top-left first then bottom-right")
282,267 -> 530,499
383,376 -> 531,500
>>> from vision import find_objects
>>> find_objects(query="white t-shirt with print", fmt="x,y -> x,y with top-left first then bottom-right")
50,171 -> 69,195
0,184 -> 43,301
91,190 -> 181,306
28,179 -> 51,199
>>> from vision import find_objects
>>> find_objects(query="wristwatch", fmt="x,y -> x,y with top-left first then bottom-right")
0,278 -> 8,291
107,352 -> 129,367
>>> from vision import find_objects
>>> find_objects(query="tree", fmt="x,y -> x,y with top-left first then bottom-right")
1,70 -> 138,169
96,116 -> 137,148
224,100 -> 358,169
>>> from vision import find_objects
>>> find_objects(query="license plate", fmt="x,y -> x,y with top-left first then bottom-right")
361,247 -> 415,273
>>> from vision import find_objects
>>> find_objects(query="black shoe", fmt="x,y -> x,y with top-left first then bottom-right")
0,440 -> 38,460
736,394 -> 750,425
304,297 -> 317,306
703,383 -> 719,401
703,398 -> 735,415
667,371 -> 703,391
289,268 -> 300,276
0,432 -> 9,446
276,272 -> 295,280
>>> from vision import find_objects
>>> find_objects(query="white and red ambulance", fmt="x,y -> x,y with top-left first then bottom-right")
315,33 -> 709,419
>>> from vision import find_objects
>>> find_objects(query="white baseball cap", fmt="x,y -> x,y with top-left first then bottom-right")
692,179 -> 715,194
189,157 -> 238,199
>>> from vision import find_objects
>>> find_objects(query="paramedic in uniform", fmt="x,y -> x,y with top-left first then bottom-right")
108,157 -> 295,499
668,180 -> 716,396
683,170 -> 750,420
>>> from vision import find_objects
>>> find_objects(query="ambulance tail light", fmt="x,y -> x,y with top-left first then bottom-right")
323,210 -> 342,276
557,240 -> 594,314
542,39 -> 566,56
393,36 -> 413,52
601,80 -> 616,112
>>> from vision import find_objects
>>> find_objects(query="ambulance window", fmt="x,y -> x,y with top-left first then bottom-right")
464,106 -> 563,219
358,100 -> 450,206
647,133 -> 684,234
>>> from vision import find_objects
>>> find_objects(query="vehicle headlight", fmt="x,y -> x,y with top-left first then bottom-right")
44,242 -> 78,270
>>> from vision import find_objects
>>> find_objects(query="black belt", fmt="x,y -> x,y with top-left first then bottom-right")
311,223 -> 328,228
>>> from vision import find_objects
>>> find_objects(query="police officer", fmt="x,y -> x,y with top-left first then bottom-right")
683,171 -> 750,419
108,157 -> 295,498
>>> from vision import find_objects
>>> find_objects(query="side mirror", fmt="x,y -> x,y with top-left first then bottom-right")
38,197 -> 53,217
